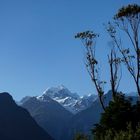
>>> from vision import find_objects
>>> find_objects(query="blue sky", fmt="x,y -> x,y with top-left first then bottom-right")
0,0 -> 139,100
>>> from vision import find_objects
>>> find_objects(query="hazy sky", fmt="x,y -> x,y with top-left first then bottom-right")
0,0 -> 139,100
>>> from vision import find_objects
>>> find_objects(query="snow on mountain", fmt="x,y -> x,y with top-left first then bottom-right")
37,85 -> 97,114
75,94 -> 98,111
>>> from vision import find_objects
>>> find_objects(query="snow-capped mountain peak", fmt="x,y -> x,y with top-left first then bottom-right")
36,85 -> 97,114
41,85 -> 79,100
20,85 -> 97,114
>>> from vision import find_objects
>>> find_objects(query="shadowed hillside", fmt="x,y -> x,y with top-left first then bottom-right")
0,92 -> 53,140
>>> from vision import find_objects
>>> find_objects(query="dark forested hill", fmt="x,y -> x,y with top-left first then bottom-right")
0,92 -> 53,140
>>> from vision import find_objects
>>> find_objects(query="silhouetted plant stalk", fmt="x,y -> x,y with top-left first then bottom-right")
108,47 -> 122,99
107,4 -> 140,97
75,31 -> 106,110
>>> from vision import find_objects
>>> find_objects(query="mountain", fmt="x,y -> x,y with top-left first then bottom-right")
37,85 -> 97,114
0,92 -> 53,140
20,96 -> 32,104
21,94 -> 73,140
76,94 -> 98,112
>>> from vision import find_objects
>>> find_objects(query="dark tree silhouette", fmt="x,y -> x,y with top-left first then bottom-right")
75,31 -> 106,110
107,43 -> 122,99
74,3 -> 140,140
107,4 -> 140,96
92,93 -> 140,140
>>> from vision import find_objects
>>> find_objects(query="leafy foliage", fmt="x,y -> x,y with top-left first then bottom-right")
92,93 -> 140,140
93,122 -> 140,140
73,133 -> 88,140
114,4 -> 140,19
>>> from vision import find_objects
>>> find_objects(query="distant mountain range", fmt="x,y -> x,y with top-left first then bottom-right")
21,85 -> 97,114
0,92 -> 53,140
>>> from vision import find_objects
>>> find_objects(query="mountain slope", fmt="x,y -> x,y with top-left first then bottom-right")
22,95 -> 73,140
0,92 -> 53,140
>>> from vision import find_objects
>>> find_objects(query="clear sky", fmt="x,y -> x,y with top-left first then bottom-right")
0,0 -> 139,101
